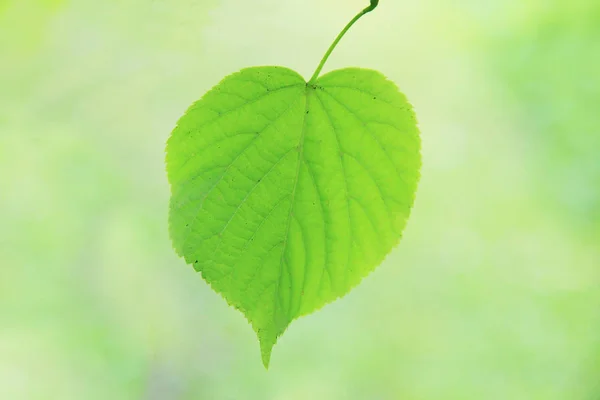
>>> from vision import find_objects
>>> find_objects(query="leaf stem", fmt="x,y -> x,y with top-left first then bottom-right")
308,0 -> 380,84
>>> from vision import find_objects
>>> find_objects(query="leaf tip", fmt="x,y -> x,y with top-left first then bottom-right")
259,337 -> 274,369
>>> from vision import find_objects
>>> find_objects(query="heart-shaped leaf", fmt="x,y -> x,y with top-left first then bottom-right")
166,1 -> 421,367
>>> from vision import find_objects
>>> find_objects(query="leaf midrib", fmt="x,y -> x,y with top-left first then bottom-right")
275,84 -> 313,321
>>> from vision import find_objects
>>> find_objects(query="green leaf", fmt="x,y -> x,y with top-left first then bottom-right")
166,0 -> 421,367
166,66 -> 420,367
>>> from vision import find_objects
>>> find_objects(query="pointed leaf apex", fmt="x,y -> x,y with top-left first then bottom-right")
259,337 -> 274,369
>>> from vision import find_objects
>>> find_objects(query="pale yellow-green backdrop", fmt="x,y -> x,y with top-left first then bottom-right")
1,0 -> 599,399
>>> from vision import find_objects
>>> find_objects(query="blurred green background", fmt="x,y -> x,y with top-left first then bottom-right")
1,0 -> 599,398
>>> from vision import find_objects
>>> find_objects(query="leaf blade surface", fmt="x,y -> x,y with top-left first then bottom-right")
167,66 -> 420,367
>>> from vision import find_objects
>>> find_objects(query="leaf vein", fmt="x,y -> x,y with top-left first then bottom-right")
179,83 -> 304,136
313,90 -> 353,294
319,89 -> 413,192
300,158 -> 329,309
213,194 -> 290,284
204,145 -> 298,262
275,88 -> 310,320
177,95 -> 303,248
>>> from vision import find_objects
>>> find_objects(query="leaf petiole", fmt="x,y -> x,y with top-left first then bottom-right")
308,0 -> 379,84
